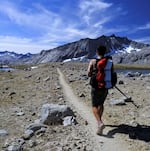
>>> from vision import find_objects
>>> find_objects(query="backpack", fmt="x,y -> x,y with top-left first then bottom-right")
90,57 -> 117,89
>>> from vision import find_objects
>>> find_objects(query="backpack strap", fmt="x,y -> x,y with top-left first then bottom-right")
93,59 -> 100,73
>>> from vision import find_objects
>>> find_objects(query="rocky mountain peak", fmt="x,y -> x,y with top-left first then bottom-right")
0,35 -> 150,64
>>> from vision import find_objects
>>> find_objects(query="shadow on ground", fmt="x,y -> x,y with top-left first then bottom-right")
105,124 -> 150,142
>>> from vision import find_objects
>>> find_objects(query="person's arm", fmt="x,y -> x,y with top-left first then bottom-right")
87,59 -> 96,77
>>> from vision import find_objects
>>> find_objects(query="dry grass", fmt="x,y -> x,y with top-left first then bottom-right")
114,64 -> 150,70
8,62 -> 150,71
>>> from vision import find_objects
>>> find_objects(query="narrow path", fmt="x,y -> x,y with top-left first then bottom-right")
57,68 -> 129,151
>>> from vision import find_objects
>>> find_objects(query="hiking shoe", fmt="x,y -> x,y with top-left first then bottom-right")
96,124 -> 105,135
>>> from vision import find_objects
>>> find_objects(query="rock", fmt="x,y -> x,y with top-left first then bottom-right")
36,77 -> 41,83
24,75 -> 32,78
129,120 -> 138,127
118,80 -> 124,84
84,120 -> 88,125
26,123 -> 47,132
31,66 -> 38,69
43,76 -> 50,82
22,130 -> 34,140
110,98 -> 126,105
9,92 -> 16,96
34,119 -> 41,124
63,116 -> 76,126
134,72 -> 142,77
80,74 -> 88,80
40,104 -> 74,125
4,138 -> 25,151
79,93 -> 85,97
0,129 -> 8,136
5,87 -> 9,90
69,79 -> 76,83
125,72 -> 134,77
35,127 -> 47,135
146,86 -> 150,90
28,140 -> 37,148
54,83 -> 61,89
125,72 -> 142,78
16,111 -> 25,116
31,112 -> 36,116
7,144 -> 23,151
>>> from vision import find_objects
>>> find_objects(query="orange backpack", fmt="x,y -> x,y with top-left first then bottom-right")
90,57 -> 117,89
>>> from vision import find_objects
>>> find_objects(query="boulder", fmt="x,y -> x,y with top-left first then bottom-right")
110,98 -> 126,105
40,104 -> 74,125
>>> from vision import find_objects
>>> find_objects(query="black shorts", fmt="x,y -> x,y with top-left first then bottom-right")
91,88 -> 108,107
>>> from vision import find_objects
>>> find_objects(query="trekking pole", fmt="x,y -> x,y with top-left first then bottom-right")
114,86 -> 139,108
114,86 -> 129,99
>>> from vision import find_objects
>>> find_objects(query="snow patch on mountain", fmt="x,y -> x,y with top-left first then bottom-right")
63,56 -> 88,63
124,45 -> 141,53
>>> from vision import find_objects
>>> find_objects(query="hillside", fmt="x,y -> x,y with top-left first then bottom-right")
0,35 -> 150,64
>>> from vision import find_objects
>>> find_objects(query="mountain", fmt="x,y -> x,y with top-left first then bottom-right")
0,35 -> 150,65
27,34 -> 150,64
0,51 -> 32,65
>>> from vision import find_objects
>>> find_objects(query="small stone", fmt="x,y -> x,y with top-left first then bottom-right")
0,129 -> 8,136
9,92 -> 16,96
22,130 -> 34,140
32,112 -> 36,116
5,138 -> 25,151
36,77 -> 41,81
146,86 -> 150,90
43,76 -> 50,82
129,120 -> 138,127
7,144 -> 23,151
28,140 -> 37,148
79,93 -> 85,97
35,127 -> 47,135
108,114 -> 112,118
26,123 -> 47,132
16,112 -> 25,116
85,120 -> 88,125
16,138 -> 25,145
63,116 -> 76,126
34,119 -> 41,124
118,80 -> 124,84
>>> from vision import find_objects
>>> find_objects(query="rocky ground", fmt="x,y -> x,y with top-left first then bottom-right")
0,62 -> 150,151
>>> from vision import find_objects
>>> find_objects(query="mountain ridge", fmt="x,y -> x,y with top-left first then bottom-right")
0,35 -> 150,65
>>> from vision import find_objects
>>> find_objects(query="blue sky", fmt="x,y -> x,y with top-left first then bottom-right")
0,0 -> 150,54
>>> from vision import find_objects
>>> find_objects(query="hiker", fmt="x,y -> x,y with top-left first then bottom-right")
87,45 -> 110,135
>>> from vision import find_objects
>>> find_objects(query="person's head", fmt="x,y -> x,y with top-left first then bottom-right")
96,45 -> 107,56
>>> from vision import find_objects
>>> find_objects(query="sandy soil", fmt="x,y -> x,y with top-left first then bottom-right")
0,62 -> 150,151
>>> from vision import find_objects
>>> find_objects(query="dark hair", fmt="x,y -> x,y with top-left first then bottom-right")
97,45 -> 107,56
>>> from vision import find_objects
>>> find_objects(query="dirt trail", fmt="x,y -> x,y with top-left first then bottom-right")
57,68 -> 129,151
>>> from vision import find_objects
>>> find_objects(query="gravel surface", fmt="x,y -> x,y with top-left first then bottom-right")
0,62 -> 150,151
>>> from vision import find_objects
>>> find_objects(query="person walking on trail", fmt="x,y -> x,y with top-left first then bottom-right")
87,45 -> 109,135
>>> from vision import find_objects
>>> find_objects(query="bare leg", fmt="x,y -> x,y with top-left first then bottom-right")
92,105 -> 105,135
92,105 -> 104,125
98,105 -> 104,124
